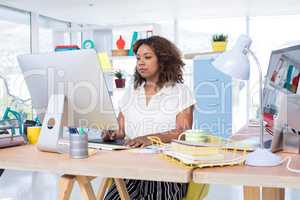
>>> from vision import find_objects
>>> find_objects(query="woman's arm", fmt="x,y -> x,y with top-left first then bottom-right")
125,105 -> 194,147
116,112 -> 126,139
102,112 -> 126,141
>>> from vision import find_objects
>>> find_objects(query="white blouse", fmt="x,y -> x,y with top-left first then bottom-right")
118,83 -> 196,139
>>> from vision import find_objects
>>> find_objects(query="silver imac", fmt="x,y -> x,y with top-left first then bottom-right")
18,49 -> 118,152
262,45 -> 300,153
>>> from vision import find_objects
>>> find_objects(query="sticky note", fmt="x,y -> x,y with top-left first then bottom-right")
97,52 -> 112,72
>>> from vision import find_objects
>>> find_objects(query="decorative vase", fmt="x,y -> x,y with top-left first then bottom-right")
116,35 -> 125,50
212,41 -> 227,52
115,78 -> 126,88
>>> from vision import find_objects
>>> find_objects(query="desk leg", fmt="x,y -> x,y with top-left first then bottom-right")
76,176 -> 97,200
114,178 -> 130,200
244,186 -> 260,200
58,175 -> 76,200
262,187 -> 284,200
244,186 -> 285,200
97,178 -> 113,200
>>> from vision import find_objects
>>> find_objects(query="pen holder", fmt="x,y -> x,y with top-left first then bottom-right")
27,126 -> 42,144
69,133 -> 88,159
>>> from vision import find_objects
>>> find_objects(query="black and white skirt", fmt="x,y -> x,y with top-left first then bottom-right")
104,179 -> 188,200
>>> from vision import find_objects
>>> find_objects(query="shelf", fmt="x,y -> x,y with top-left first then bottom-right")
111,56 -> 136,60
184,51 -> 222,60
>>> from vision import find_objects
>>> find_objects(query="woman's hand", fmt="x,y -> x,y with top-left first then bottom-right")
125,136 -> 152,148
101,130 -> 117,141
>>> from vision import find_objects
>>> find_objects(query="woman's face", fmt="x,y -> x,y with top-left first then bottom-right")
136,44 -> 159,81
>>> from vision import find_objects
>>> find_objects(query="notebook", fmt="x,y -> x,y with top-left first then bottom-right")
88,138 -> 129,150
0,135 -> 25,148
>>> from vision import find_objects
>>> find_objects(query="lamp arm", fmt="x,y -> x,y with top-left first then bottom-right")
247,49 -> 264,149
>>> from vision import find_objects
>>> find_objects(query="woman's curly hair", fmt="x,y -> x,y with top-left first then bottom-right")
133,36 -> 185,89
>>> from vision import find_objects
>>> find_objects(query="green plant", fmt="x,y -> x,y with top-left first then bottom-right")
114,70 -> 124,79
212,34 -> 228,42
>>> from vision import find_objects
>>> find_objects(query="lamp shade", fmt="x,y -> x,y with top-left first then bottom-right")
212,35 -> 252,80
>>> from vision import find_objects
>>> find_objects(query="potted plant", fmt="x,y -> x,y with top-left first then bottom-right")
114,70 -> 126,88
211,33 -> 228,52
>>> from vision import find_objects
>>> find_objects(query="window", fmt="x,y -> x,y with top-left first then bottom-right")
0,6 -> 31,117
179,17 -> 246,53
70,23 -> 83,48
39,15 -> 71,52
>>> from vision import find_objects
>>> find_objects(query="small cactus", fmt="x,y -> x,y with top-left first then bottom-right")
114,70 -> 123,79
212,34 -> 228,42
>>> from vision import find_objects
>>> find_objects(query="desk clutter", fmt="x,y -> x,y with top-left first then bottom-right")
0,135 -> 25,148
54,45 -> 80,52
69,128 -> 89,159
147,130 -> 251,168
0,107 -> 40,148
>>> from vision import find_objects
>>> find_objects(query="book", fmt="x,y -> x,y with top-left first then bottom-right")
297,79 -> 300,95
284,64 -> 294,90
163,148 -> 246,167
171,138 -> 256,152
290,68 -> 300,93
0,135 -> 25,148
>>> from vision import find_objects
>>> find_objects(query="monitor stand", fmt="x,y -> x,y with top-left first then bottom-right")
37,94 -> 66,153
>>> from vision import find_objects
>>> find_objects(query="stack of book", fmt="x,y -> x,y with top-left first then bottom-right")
0,119 -> 26,148
0,135 -> 25,148
54,45 -> 80,52
162,139 -> 247,167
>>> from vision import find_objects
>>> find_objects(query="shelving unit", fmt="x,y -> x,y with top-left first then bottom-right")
111,56 -> 135,60
90,24 -> 158,112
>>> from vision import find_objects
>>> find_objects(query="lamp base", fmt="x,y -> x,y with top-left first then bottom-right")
245,148 -> 282,167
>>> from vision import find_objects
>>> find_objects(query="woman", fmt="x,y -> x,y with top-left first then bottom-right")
103,35 -> 196,200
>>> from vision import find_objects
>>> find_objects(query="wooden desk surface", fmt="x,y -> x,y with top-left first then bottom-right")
0,145 -> 192,183
193,153 -> 300,188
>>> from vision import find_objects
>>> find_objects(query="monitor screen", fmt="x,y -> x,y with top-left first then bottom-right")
263,44 -> 300,134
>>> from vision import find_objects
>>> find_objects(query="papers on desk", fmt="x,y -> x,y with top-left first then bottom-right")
225,137 -> 258,151
128,145 -> 162,154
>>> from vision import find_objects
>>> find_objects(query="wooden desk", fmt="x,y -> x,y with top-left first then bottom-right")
0,145 -> 192,200
193,153 -> 300,200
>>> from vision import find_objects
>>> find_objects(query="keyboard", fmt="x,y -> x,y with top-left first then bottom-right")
88,139 -> 128,150
58,138 -> 129,151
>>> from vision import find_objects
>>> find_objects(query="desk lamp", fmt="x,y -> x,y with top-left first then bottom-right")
212,35 -> 282,166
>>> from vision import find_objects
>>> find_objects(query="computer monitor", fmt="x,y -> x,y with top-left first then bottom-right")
262,45 -> 300,153
18,49 -> 118,152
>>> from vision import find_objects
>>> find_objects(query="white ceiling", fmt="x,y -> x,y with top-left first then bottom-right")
1,0 -> 300,25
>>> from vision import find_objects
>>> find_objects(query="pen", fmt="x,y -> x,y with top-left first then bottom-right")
69,127 -> 78,134
79,128 -> 85,135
